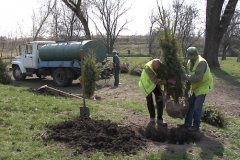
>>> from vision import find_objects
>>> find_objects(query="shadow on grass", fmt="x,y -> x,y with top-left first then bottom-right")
141,125 -> 224,160
197,135 -> 224,160
211,68 -> 240,87
160,133 -> 224,160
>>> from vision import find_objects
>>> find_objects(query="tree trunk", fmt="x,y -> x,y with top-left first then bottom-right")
221,44 -> 228,60
1,43 -> 5,58
204,0 -> 238,68
203,37 -> 221,68
62,0 -> 91,40
148,24 -> 154,55
75,13 -> 91,40
148,43 -> 152,55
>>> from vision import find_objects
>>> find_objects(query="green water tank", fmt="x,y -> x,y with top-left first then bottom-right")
39,40 -> 107,62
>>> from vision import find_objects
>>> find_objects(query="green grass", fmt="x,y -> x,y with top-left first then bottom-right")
120,57 -> 150,66
106,56 -> 150,67
211,57 -> 240,87
0,85 -> 123,160
115,43 -> 149,55
219,57 -> 240,77
0,85 -> 77,159
0,57 -> 240,159
145,152 -> 193,160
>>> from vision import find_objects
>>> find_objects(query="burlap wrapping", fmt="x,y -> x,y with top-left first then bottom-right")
165,97 -> 189,119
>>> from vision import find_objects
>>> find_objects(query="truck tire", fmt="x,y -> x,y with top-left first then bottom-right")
53,68 -> 72,87
13,65 -> 26,81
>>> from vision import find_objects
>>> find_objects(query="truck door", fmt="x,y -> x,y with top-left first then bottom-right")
23,44 -> 33,68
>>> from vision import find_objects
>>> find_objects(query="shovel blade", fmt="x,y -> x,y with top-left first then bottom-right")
80,106 -> 90,117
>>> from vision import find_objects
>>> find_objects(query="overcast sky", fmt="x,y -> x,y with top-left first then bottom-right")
0,0 -> 206,37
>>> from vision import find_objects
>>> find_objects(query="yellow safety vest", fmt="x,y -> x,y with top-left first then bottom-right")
139,60 -> 164,97
187,55 -> 213,96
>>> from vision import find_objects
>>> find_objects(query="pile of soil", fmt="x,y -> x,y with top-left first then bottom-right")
168,126 -> 203,144
140,124 -> 203,145
45,117 -> 203,156
45,117 -> 146,155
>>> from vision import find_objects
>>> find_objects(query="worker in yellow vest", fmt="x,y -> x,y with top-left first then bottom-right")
139,59 -> 175,128
181,47 -> 213,131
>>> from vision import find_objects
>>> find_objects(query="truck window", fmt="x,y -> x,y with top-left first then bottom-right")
19,44 -> 32,55
26,45 -> 33,54
19,45 -> 26,55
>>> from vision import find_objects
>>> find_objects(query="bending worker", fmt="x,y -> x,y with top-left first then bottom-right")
139,59 -> 175,127
181,47 -> 213,132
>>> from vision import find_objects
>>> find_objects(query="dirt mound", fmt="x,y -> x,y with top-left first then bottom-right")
45,117 -> 146,155
45,117 -> 204,156
140,124 -> 203,145
168,126 -> 203,144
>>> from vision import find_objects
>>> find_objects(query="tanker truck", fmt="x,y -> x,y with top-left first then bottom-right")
11,40 -> 107,86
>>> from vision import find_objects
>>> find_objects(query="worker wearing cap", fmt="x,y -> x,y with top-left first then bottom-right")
139,59 -> 175,128
181,47 -> 213,131
113,50 -> 120,87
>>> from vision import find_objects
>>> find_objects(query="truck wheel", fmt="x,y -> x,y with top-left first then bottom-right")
13,66 -> 26,81
53,68 -> 70,87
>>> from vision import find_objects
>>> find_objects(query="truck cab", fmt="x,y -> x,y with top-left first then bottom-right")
12,41 -> 56,80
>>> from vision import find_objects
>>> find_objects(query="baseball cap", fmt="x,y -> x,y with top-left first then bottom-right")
186,47 -> 198,59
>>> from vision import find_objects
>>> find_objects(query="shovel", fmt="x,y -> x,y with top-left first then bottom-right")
80,49 -> 90,117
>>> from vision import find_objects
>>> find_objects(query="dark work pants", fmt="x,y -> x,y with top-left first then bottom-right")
146,86 -> 163,120
114,66 -> 120,87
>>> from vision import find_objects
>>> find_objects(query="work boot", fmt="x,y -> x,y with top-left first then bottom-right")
157,120 -> 167,127
177,124 -> 190,129
146,120 -> 155,129
145,120 -> 156,140
156,123 -> 168,142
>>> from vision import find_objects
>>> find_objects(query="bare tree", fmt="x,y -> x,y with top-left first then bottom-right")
8,35 -> 18,59
62,0 -> 91,39
17,23 -> 29,45
156,0 -> 171,29
148,10 -> 158,55
32,0 -> 57,40
92,0 -> 130,54
173,1 -> 201,54
155,0 -> 200,54
58,3 -> 84,40
203,0 -> 239,68
221,10 -> 240,60
51,0 -> 60,40
0,36 -> 6,57
172,0 -> 185,35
